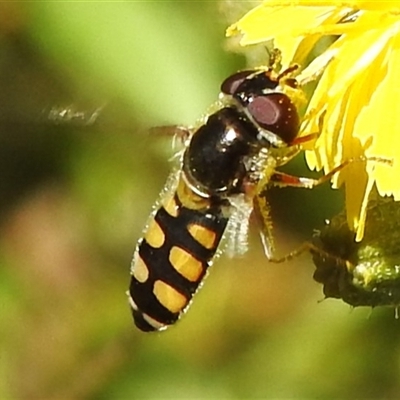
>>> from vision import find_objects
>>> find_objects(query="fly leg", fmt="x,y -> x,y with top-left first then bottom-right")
253,193 -> 341,264
256,155 -> 392,263
270,156 -> 392,190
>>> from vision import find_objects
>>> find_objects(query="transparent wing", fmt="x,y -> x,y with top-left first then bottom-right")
44,104 -> 105,126
224,194 -> 254,258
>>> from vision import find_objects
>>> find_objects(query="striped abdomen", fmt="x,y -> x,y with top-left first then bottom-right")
128,176 -> 228,332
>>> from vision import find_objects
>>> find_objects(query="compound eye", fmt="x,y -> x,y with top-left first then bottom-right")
247,93 -> 299,144
221,70 -> 255,95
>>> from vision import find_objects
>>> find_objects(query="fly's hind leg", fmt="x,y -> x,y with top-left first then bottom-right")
255,192 -> 354,267
253,192 -> 276,260
253,191 -> 331,264
255,155 -> 392,263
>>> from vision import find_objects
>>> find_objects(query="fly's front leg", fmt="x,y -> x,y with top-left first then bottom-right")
270,156 -> 393,189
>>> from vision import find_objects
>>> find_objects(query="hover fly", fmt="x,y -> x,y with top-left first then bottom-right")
127,62 -> 377,332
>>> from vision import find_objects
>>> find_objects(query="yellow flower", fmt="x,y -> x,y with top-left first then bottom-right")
227,0 -> 400,241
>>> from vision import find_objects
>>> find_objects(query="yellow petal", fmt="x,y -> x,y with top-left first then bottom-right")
349,1 -> 400,11
355,26 -> 400,199
227,0 -> 400,241
227,3 -> 337,66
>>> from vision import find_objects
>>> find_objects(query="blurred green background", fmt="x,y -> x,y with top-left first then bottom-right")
1,2 -> 400,399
